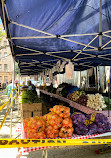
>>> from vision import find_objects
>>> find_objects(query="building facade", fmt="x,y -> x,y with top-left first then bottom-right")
0,23 -> 13,86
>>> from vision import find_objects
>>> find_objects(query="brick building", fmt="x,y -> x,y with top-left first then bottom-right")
0,23 -> 13,86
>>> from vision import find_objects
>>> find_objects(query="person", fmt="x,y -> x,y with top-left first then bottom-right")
6,80 -> 16,109
15,80 -> 18,91
27,80 -> 37,96
15,80 -> 19,104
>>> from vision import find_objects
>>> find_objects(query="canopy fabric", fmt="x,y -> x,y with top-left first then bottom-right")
0,0 -> 111,74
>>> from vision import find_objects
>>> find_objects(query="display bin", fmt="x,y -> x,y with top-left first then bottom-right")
21,103 -> 42,111
21,103 -> 42,121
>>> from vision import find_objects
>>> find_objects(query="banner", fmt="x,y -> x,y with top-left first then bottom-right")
65,62 -> 74,79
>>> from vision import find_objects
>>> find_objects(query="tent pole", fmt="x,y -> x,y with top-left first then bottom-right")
1,0 -> 7,36
11,32 -> 99,40
97,66 -> 100,91
108,67 -> 110,117
18,66 -> 20,115
18,62 -> 20,95
10,57 -> 15,137
80,70 -> 81,88
99,0 -> 102,47
11,21 -> 97,49
86,70 -> 89,90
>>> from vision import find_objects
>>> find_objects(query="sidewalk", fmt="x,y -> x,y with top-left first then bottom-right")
0,90 -> 21,138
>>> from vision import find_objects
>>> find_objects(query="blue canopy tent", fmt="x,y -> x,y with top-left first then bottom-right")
0,0 -> 111,75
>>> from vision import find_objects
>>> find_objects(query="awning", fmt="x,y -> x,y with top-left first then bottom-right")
0,0 -> 111,74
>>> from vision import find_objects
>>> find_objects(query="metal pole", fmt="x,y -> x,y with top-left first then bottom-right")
42,150 -> 48,158
18,68 -> 20,95
86,70 -> 89,90
80,70 -> 81,88
10,57 -> 15,137
108,66 -> 110,117
18,67 -> 20,114
97,66 -> 100,91
99,0 -> 102,47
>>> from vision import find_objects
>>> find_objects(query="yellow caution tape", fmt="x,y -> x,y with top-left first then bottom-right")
0,90 -> 19,111
0,139 -> 110,148
0,91 -> 19,129
0,106 -> 10,129
0,101 -> 9,111
108,79 -> 110,83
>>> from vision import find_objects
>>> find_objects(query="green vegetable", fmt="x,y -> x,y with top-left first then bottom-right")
22,90 -> 41,103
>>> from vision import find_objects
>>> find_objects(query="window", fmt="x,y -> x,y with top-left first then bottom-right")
4,52 -> 7,58
4,64 -> 7,71
0,64 -> 2,71
4,76 -> 8,83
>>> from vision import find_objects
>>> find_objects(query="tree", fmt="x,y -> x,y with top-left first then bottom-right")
0,28 -> 5,40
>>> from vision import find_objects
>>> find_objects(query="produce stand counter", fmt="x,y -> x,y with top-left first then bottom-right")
16,90 -> 111,157
16,123 -> 111,158
40,90 -> 111,120
40,90 -> 95,114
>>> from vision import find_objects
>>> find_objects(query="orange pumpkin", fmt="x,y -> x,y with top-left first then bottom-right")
27,131 -> 46,139
28,116 -> 45,132
50,105 -> 70,118
59,127 -> 74,138
23,117 -> 31,133
45,125 -> 59,138
43,112 -> 63,129
62,117 -> 73,128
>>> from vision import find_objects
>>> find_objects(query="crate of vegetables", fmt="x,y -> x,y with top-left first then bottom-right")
21,103 -> 42,111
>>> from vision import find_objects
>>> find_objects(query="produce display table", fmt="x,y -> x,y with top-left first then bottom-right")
16,89 -> 111,157
40,89 -> 111,124
16,123 -> 111,158
40,90 -> 111,115
40,90 -> 95,114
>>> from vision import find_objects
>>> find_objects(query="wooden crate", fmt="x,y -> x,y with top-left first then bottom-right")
21,103 -> 42,111
21,103 -> 42,120
21,110 -> 42,120
33,111 -> 42,117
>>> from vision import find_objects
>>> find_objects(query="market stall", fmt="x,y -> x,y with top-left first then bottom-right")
0,0 -> 111,157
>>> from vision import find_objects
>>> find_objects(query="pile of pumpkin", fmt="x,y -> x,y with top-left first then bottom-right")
23,105 -> 74,139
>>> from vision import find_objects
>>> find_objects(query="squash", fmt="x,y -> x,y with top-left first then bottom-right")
59,127 -> 74,138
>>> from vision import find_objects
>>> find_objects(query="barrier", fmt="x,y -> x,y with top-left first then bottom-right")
0,138 -> 110,148
0,90 -> 18,130
0,88 -> 16,111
